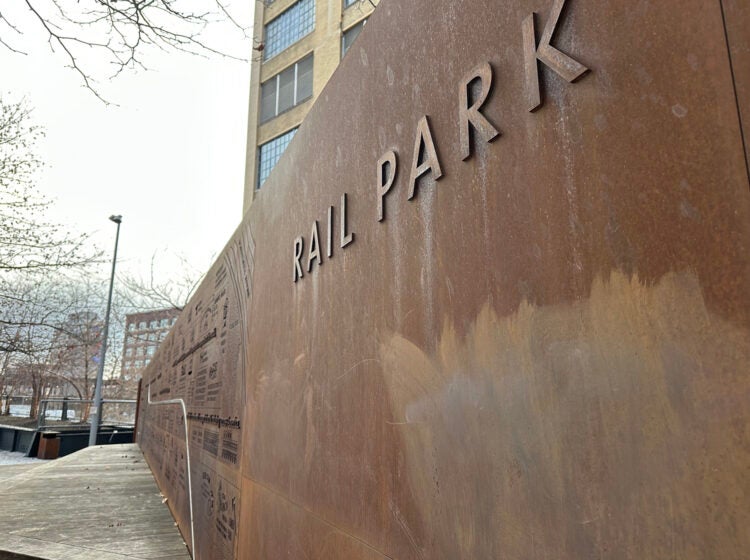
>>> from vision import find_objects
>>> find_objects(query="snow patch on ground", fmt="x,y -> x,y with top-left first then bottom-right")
0,450 -> 47,465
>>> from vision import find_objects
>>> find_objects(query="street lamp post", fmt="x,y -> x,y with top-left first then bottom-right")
88,215 -> 122,446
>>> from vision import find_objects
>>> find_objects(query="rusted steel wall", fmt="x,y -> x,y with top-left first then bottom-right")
138,0 -> 750,558
137,225 -> 254,559
721,0 -> 750,170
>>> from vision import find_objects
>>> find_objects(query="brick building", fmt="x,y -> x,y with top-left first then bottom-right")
121,308 -> 180,382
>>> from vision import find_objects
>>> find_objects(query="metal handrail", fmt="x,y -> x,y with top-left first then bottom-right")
146,383 -> 196,559
37,398 -> 137,429
40,398 -> 136,404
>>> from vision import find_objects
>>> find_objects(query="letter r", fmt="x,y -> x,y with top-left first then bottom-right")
293,237 -> 304,282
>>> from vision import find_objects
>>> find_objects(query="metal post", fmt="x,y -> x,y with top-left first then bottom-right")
89,215 -> 122,446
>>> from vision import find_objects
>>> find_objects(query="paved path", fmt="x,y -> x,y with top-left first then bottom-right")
0,444 -> 190,560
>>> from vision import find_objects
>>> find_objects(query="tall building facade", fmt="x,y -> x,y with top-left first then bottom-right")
242,0 -> 379,211
121,308 -> 180,382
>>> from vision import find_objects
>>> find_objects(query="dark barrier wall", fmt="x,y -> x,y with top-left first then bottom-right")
138,0 -> 750,558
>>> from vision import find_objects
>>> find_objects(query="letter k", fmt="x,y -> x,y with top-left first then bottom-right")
523,0 -> 589,112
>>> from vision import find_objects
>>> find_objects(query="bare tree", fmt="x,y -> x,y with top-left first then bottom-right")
0,1 -> 251,101
0,94 -> 100,371
0,257 -> 203,416
0,95 -> 98,273
0,274 -> 115,418
0,279 -> 71,417
120,251 -> 206,312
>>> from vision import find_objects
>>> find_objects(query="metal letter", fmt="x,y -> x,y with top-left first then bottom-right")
459,62 -> 500,160
408,116 -> 444,200
327,206 -> 333,258
377,150 -> 398,222
293,236 -> 304,282
523,0 -> 589,112
340,193 -> 354,248
307,221 -> 322,272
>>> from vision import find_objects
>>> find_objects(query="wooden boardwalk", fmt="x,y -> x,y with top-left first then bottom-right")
0,444 -> 190,560
0,462 -> 39,483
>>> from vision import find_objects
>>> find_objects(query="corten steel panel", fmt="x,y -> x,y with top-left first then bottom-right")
721,0 -> 750,183
138,0 -> 750,559
138,223 -> 254,559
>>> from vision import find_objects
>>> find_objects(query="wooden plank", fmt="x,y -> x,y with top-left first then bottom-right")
0,444 -> 190,560
0,463 -> 40,483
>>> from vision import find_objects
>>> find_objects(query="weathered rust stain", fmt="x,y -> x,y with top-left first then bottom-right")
720,0 -> 750,184
379,270 -> 750,559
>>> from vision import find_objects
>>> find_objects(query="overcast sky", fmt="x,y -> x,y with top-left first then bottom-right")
1,2 -> 253,286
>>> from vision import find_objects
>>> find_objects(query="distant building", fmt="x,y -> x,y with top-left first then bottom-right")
120,308 -> 180,382
242,0 -> 379,211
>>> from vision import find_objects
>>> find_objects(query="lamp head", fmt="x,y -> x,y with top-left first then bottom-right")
109,215 -> 122,224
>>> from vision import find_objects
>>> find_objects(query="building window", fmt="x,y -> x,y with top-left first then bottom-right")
260,54 -> 314,123
127,323 -> 135,331
126,348 -> 133,357
160,318 -> 168,328
257,128 -> 298,188
264,0 -> 315,60
342,19 -> 366,57
139,321 -> 146,330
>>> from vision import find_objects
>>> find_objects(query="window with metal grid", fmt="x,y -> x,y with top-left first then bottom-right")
257,128 -> 298,189
342,19 -> 366,57
264,0 -> 315,60
260,54 -> 314,123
